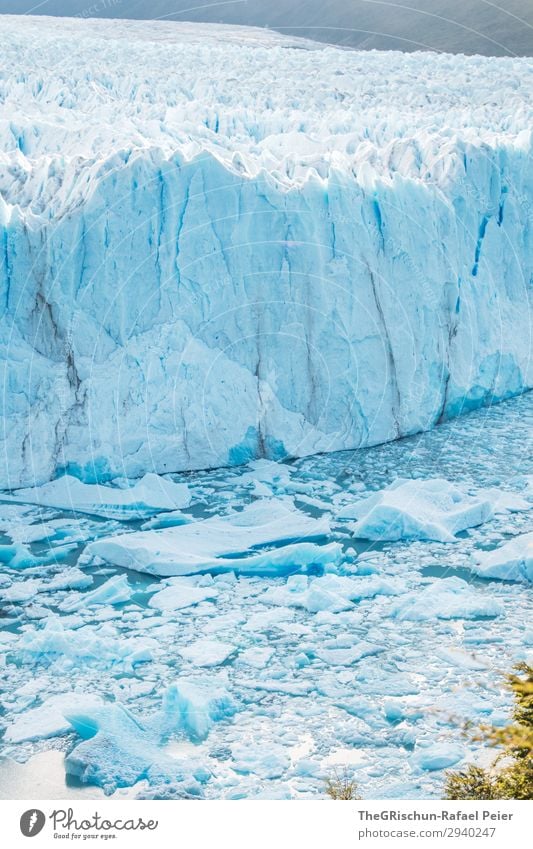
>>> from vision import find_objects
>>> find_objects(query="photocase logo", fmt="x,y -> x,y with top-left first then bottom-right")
20,810 -> 46,838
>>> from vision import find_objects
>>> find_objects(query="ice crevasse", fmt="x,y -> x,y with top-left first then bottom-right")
0,16 -> 531,487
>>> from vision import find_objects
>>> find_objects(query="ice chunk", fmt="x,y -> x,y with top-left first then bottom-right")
0,543 -> 35,568
242,607 -> 295,632
4,473 -> 191,519
315,643 -> 385,666
238,459 -> 293,488
140,511 -> 192,530
389,578 -> 504,621
165,541 -> 343,578
44,568 -> 93,592
477,488 -> 531,515
238,647 -> 274,668
179,639 -> 236,667
231,743 -> 290,779
87,499 -> 333,577
347,479 -> 493,542
148,580 -> 218,611
471,532 -> 533,582
161,678 -> 236,742
237,678 -> 313,696
18,618 -> 156,668
262,572 -> 399,613
4,693 -> 103,743
412,743 -> 464,771
1,578 -> 42,603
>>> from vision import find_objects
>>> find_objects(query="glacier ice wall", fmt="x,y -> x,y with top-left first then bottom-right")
0,17 -> 531,487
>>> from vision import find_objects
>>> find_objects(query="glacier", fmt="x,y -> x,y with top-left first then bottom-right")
0,16 -> 531,488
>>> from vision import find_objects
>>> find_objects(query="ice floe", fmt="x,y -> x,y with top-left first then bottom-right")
412,743 -> 464,771
65,702 -> 208,795
18,618 -> 157,670
86,499 -> 333,577
59,575 -> 133,612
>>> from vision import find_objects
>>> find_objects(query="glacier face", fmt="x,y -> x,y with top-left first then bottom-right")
0,16 -> 531,487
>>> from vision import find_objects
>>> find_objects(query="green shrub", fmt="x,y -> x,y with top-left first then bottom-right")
444,663 -> 533,800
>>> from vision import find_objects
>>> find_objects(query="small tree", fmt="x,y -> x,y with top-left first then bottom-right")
444,663 -> 533,800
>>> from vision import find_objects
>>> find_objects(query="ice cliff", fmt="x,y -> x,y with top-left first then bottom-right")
0,16 -> 531,487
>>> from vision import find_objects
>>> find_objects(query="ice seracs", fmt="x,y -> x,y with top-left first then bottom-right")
0,16 -> 531,487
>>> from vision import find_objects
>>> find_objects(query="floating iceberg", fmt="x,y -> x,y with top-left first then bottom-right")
472,533 -> 533,582
87,499 -> 334,577
44,568 -> 94,592
346,478 -> 493,542
477,489 -> 531,515
0,17 -> 531,487
1,578 -> 42,604
63,676 -> 236,794
315,643 -> 385,666
3,473 -> 191,519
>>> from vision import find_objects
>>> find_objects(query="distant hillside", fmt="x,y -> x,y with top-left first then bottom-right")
0,0 -> 531,56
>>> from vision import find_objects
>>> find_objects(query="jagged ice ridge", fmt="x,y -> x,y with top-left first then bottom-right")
0,16 -> 531,487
